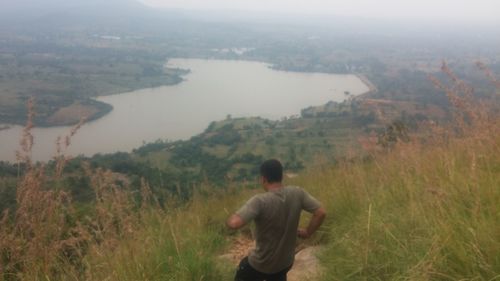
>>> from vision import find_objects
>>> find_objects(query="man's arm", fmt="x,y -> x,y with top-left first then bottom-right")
227,196 -> 259,230
226,214 -> 246,230
298,207 -> 326,239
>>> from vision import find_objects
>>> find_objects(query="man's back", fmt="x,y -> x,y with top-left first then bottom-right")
236,186 -> 321,274
227,159 -> 325,281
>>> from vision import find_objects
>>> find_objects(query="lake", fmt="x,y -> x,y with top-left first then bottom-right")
0,59 -> 369,162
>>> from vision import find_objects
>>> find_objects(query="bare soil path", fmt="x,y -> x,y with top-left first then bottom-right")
220,237 -> 323,281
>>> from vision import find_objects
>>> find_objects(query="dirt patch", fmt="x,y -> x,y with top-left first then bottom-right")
287,246 -> 323,281
221,236 -> 323,281
219,236 -> 255,264
47,102 -> 99,126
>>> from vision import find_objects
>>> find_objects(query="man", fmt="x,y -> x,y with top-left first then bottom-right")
227,159 -> 326,281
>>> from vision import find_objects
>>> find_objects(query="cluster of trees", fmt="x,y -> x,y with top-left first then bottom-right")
301,100 -> 378,128
369,70 -> 449,107
205,124 -> 242,146
169,133 -> 263,184
0,162 -> 18,177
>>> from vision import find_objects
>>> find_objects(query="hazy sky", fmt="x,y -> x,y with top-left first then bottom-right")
140,0 -> 500,24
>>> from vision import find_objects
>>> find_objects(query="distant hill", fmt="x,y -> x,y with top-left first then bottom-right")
0,0 -> 155,29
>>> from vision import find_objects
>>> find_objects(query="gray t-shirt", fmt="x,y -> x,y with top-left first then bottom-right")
236,186 -> 321,274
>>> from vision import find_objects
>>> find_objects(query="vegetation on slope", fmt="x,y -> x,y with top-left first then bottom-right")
73,93 -> 445,195
1,65 -> 499,280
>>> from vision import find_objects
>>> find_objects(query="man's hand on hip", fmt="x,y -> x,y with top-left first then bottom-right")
297,228 -> 310,239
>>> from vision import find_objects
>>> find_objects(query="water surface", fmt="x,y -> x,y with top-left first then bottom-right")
0,59 -> 369,162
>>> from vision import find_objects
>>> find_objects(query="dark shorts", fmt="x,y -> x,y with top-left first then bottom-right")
234,257 -> 292,281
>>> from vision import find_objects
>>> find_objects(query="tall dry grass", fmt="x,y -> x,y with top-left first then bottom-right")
287,62 -> 500,280
0,99 -> 233,281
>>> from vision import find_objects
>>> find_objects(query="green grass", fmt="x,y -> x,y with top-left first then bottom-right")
82,210 -> 230,281
288,131 -> 500,280
64,121 -> 499,281
72,185 -> 265,281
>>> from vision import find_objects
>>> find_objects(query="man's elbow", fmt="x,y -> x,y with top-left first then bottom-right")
226,219 -> 239,230
226,214 -> 244,230
315,207 -> 327,219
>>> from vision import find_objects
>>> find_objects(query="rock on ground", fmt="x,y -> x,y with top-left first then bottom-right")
287,246 -> 323,281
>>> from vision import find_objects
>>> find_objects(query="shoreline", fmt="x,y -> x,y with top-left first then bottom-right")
0,59 -> 372,163
0,125 -> 11,131
1,59 -> 373,129
0,64 -> 187,128
355,74 -> 378,98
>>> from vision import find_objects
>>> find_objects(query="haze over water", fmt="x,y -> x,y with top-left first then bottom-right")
0,59 -> 369,162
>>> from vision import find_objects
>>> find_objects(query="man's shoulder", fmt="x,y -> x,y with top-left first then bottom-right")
248,194 -> 264,202
255,186 -> 305,201
284,185 -> 304,194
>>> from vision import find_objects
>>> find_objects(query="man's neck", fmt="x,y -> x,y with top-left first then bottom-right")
265,182 -> 284,191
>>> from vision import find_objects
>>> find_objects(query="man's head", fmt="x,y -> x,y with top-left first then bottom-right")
260,159 -> 283,186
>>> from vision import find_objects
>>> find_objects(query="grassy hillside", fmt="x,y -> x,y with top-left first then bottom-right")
2,106 -> 498,280
77,94 -> 446,197
99,118 -> 500,280
98,104 -> 500,280
1,67 -> 499,280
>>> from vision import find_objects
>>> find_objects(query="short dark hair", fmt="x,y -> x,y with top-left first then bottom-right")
260,159 -> 283,183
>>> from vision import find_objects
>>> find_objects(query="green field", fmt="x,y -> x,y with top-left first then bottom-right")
0,40 -> 186,126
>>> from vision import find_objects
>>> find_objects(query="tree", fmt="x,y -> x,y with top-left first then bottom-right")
378,121 -> 410,148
